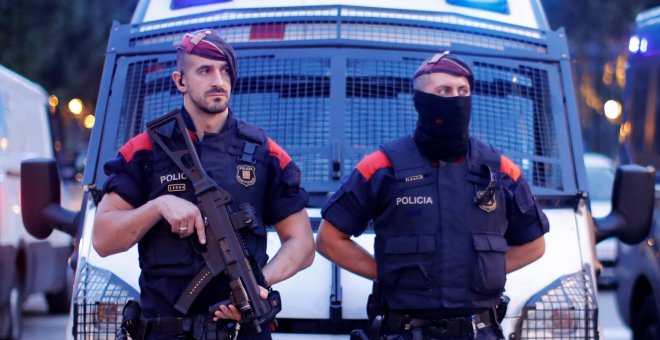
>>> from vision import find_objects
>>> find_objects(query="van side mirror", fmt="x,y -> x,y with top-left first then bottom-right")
20,158 -> 78,238
594,164 -> 655,244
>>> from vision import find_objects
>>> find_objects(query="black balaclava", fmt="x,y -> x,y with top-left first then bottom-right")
412,52 -> 474,161
413,90 -> 471,161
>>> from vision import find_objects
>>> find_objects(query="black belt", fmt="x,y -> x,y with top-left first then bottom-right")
386,309 -> 495,337
139,314 -> 232,338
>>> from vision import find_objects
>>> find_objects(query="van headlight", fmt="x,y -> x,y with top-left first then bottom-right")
514,266 -> 598,339
73,260 -> 139,339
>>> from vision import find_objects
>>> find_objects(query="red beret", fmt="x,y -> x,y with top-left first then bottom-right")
413,52 -> 474,89
177,29 -> 237,85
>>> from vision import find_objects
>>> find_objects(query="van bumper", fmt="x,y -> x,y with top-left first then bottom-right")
0,245 -> 18,306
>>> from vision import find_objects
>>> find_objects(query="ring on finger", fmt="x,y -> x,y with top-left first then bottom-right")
179,226 -> 188,232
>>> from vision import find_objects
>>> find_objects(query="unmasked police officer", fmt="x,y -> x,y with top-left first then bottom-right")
316,52 -> 549,340
93,29 -> 314,339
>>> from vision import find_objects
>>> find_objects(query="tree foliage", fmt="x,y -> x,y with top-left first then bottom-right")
0,0 -> 137,105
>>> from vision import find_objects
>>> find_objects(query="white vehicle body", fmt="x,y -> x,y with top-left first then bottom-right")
584,152 -> 617,287
0,64 -> 74,339
22,1 -> 655,339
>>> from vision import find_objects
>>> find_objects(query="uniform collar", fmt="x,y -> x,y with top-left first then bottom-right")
180,106 -> 197,133
180,106 -> 236,137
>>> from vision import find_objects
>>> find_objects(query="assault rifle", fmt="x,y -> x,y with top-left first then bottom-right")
147,109 -> 281,332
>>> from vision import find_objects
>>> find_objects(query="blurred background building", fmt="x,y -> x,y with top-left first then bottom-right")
0,0 -> 657,174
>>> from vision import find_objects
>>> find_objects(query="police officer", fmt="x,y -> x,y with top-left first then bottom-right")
93,29 -> 314,339
316,52 -> 549,340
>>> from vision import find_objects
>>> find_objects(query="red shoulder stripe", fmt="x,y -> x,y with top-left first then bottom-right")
500,155 -> 521,182
119,132 -> 153,163
357,150 -> 392,181
268,138 -> 292,170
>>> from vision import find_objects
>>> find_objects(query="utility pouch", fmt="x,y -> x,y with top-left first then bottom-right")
119,300 -> 142,339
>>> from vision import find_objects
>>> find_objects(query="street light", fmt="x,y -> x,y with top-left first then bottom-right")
68,98 -> 83,115
84,114 -> 95,129
604,99 -> 622,121
48,95 -> 59,107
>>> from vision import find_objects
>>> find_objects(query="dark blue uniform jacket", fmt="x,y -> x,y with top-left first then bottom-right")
103,107 -> 308,318
322,136 -> 549,316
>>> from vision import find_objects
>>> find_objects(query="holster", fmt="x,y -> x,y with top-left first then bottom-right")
365,282 -> 385,340
350,329 -> 370,340
117,300 -> 142,340
495,295 -> 509,323
366,282 -> 384,320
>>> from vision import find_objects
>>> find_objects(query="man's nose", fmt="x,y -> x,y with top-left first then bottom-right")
211,70 -> 227,86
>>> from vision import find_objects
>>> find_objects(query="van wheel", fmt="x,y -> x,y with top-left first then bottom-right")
634,294 -> 660,340
0,288 -> 22,340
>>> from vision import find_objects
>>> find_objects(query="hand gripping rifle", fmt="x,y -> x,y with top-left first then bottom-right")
147,109 -> 281,332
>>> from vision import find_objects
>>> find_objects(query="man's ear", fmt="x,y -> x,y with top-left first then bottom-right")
173,71 -> 186,92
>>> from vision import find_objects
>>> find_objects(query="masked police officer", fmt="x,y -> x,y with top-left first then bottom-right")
92,29 -> 315,339
316,52 -> 549,340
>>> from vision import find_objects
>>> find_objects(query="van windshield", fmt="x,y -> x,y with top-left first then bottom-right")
108,50 -> 568,199
95,8 -> 578,200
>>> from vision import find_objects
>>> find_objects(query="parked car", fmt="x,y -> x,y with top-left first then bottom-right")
584,152 -> 617,287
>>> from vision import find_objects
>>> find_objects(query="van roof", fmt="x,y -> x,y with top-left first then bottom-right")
0,64 -> 48,99
132,0 -> 549,31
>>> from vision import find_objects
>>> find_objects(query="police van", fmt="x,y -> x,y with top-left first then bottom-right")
0,64 -> 76,340
20,0 -> 655,338
614,5 -> 660,339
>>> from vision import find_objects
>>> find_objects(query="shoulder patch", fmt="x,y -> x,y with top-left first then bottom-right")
268,138 -> 292,170
500,156 -> 521,182
357,150 -> 392,181
119,132 -> 153,163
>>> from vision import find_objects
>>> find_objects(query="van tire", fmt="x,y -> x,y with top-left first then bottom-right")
634,294 -> 659,340
0,287 -> 22,340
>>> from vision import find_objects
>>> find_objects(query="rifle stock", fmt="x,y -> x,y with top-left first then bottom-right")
147,110 -> 281,332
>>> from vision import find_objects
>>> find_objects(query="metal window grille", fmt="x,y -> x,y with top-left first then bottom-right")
343,57 -> 419,171
102,5 -> 571,196
514,270 -> 598,339
73,263 -> 139,339
232,55 -> 331,183
110,54 -> 564,192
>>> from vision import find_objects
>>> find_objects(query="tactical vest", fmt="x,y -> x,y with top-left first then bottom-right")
138,117 -> 270,316
376,136 -> 509,311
